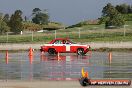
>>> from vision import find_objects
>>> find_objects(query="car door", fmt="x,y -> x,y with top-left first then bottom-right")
65,44 -> 71,52
53,40 -> 65,53
64,40 -> 72,52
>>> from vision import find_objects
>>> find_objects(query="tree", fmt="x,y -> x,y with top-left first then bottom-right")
102,3 -> 118,17
98,16 -> 109,24
102,3 -> 125,28
32,8 -> 41,14
0,14 -> 10,34
128,5 -> 132,13
3,14 -> 10,24
116,4 -> 129,14
32,12 -> 49,24
105,14 -> 125,28
32,8 -> 49,25
9,10 -> 23,34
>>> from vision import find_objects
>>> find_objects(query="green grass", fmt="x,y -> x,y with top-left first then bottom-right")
0,22 -> 132,43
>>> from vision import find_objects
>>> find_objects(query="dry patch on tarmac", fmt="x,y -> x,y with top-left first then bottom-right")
1,42 -> 132,50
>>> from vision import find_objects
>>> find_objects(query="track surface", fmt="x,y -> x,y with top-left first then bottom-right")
0,80 -> 131,88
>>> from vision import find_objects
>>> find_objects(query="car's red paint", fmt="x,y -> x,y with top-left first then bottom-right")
40,38 -> 91,55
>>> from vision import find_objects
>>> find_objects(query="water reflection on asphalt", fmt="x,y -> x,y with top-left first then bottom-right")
0,51 -> 132,80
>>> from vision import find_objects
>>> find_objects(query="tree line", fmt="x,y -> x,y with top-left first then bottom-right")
65,3 -> 132,29
0,8 -> 49,34
115,4 -> 132,14
100,3 -> 132,28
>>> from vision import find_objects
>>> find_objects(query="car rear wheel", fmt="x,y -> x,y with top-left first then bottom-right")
48,48 -> 56,55
40,49 -> 43,52
77,48 -> 84,55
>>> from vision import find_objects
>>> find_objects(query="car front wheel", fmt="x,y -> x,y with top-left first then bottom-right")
77,48 -> 84,55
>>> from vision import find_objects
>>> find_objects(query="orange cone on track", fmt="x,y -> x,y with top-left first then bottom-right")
29,47 -> 33,64
108,52 -> 112,64
85,71 -> 89,78
81,67 -> 89,78
5,50 -> 9,64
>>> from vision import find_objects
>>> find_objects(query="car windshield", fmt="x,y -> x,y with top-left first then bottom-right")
52,39 -> 76,44
53,40 -> 62,44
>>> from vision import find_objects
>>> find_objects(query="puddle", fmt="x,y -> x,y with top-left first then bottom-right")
0,51 -> 132,80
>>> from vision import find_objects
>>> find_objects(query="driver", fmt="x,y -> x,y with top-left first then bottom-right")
63,40 -> 66,44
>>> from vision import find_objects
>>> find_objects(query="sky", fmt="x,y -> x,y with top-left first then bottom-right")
0,0 -> 131,25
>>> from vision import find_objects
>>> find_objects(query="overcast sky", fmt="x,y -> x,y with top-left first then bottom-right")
0,0 -> 131,25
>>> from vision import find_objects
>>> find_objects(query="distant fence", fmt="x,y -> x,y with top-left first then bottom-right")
0,27 -> 132,43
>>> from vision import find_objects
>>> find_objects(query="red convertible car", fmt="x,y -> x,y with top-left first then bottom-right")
40,38 -> 91,55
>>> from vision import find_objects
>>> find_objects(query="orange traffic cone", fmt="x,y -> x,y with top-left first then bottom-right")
5,50 -> 9,64
85,71 -> 89,78
29,47 -> 33,64
81,67 -> 89,78
108,52 -> 112,64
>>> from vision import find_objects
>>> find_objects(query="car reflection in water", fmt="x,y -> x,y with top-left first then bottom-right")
40,53 -> 91,61
39,53 -> 92,80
